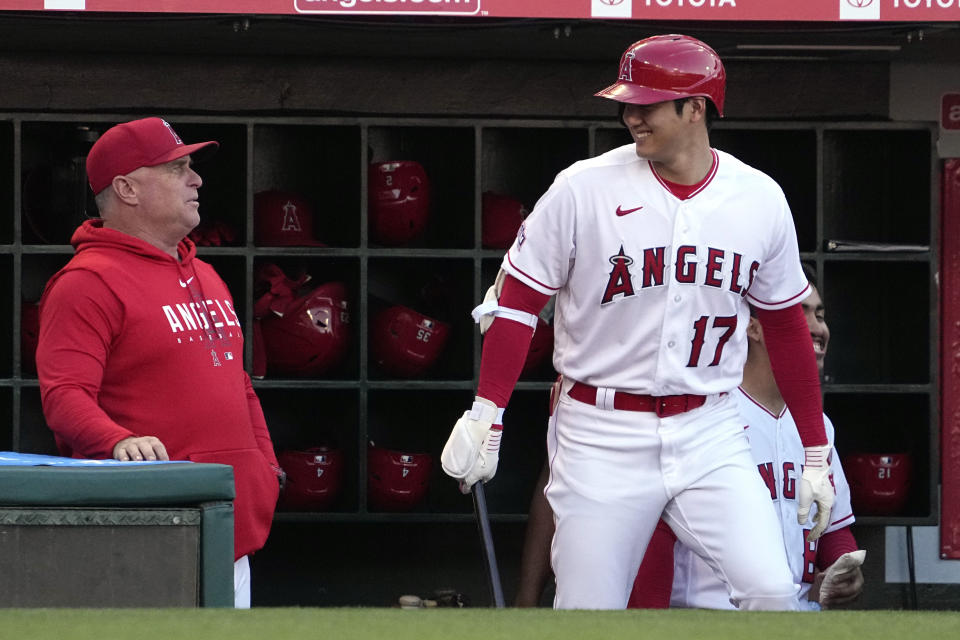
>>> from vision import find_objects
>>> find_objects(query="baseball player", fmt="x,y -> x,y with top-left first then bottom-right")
630,271 -> 864,610
441,34 -> 834,610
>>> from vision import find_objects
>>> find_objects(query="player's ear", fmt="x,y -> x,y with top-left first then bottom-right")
746,316 -> 764,343
111,174 -> 139,205
688,96 -> 707,122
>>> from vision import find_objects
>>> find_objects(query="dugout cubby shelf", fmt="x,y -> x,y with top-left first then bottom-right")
0,113 -> 939,536
368,125 -> 476,250
253,124 -> 361,248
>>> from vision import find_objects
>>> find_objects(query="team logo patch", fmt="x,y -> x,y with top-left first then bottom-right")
601,245 -> 636,305
516,221 -> 527,248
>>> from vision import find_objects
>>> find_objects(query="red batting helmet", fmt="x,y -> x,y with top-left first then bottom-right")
482,191 -> 527,249
368,161 -> 431,246
277,447 -> 344,511
259,281 -> 351,377
844,452 -> 913,516
367,443 -> 432,511
521,318 -> 554,378
595,34 -> 726,117
21,302 -> 40,375
370,305 -> 451,378
254,190 -> 326,247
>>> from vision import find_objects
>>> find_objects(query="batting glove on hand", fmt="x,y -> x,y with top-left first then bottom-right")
817,549 -> 866,608
798,444 -> 834,541
441,398 -> 503,495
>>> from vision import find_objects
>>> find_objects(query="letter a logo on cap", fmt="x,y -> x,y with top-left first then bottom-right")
618,52 -> 635,82
281,201 -> 304,233
161,119 -> 183,145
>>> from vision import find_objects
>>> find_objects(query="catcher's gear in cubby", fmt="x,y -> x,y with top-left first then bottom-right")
257,273 -> 352,377
277,447 -> 344,511
254,189 -> 326,247
482,191 -> 527,250
844,452 -> 912,516
594,34 -> 727,116
252,262 -> 310,376
367,443 -> 432,511
370,305 -> 450,378
368,160 -> 431,246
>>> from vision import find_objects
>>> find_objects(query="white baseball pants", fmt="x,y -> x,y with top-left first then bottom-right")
545,382 -> 800,610
234,555 -> 251,609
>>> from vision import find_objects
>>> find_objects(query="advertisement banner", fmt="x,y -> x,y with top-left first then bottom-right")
10,0 -> 960,20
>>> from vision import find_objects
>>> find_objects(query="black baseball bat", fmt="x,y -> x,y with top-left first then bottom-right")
471,481 -> 506,608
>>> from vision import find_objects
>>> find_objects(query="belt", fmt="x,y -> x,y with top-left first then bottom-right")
567,381 -> 707,418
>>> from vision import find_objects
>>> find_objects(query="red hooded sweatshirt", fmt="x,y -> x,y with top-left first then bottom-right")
37,219 -> 280,560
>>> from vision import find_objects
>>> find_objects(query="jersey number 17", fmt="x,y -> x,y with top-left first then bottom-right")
687,314 -> 737,367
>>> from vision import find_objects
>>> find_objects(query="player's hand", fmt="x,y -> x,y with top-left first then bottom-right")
816,550 -> 866,608
798,444 -> 834,541
112,436 -> 169,462
441,397 -> 503,495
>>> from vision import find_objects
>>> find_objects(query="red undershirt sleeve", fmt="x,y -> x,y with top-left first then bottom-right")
754,304 -> 828,447
476,275 -> 551,408
816,527 -> 859,570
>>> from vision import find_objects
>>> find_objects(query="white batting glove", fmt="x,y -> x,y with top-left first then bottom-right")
441,398 -> 504,495
798,444 -> 835,541
817,550 -> 866,607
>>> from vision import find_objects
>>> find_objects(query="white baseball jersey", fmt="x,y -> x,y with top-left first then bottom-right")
670,387 -> 855,611
502,144 -> 808,396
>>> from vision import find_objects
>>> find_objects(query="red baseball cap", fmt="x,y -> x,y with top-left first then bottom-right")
85,117 -> 219,195
254,190 -> 326,247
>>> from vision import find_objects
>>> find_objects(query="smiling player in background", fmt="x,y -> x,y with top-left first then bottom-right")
631,265 -> 864,610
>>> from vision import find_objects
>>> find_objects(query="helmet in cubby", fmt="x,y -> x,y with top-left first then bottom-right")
370,304 -> 450,378
481,191 -> 527,249
844,452 -> 913,516
367,442 -> 432,511
259,281 -> 352,377
368,161 -> 431,246
277,446 -> 344,511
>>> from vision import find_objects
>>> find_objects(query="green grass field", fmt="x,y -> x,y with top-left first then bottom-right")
1,608 -> 958,640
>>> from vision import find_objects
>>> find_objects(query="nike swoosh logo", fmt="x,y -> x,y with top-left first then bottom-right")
179,276 -> 195,288
616,205 -> 644,217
